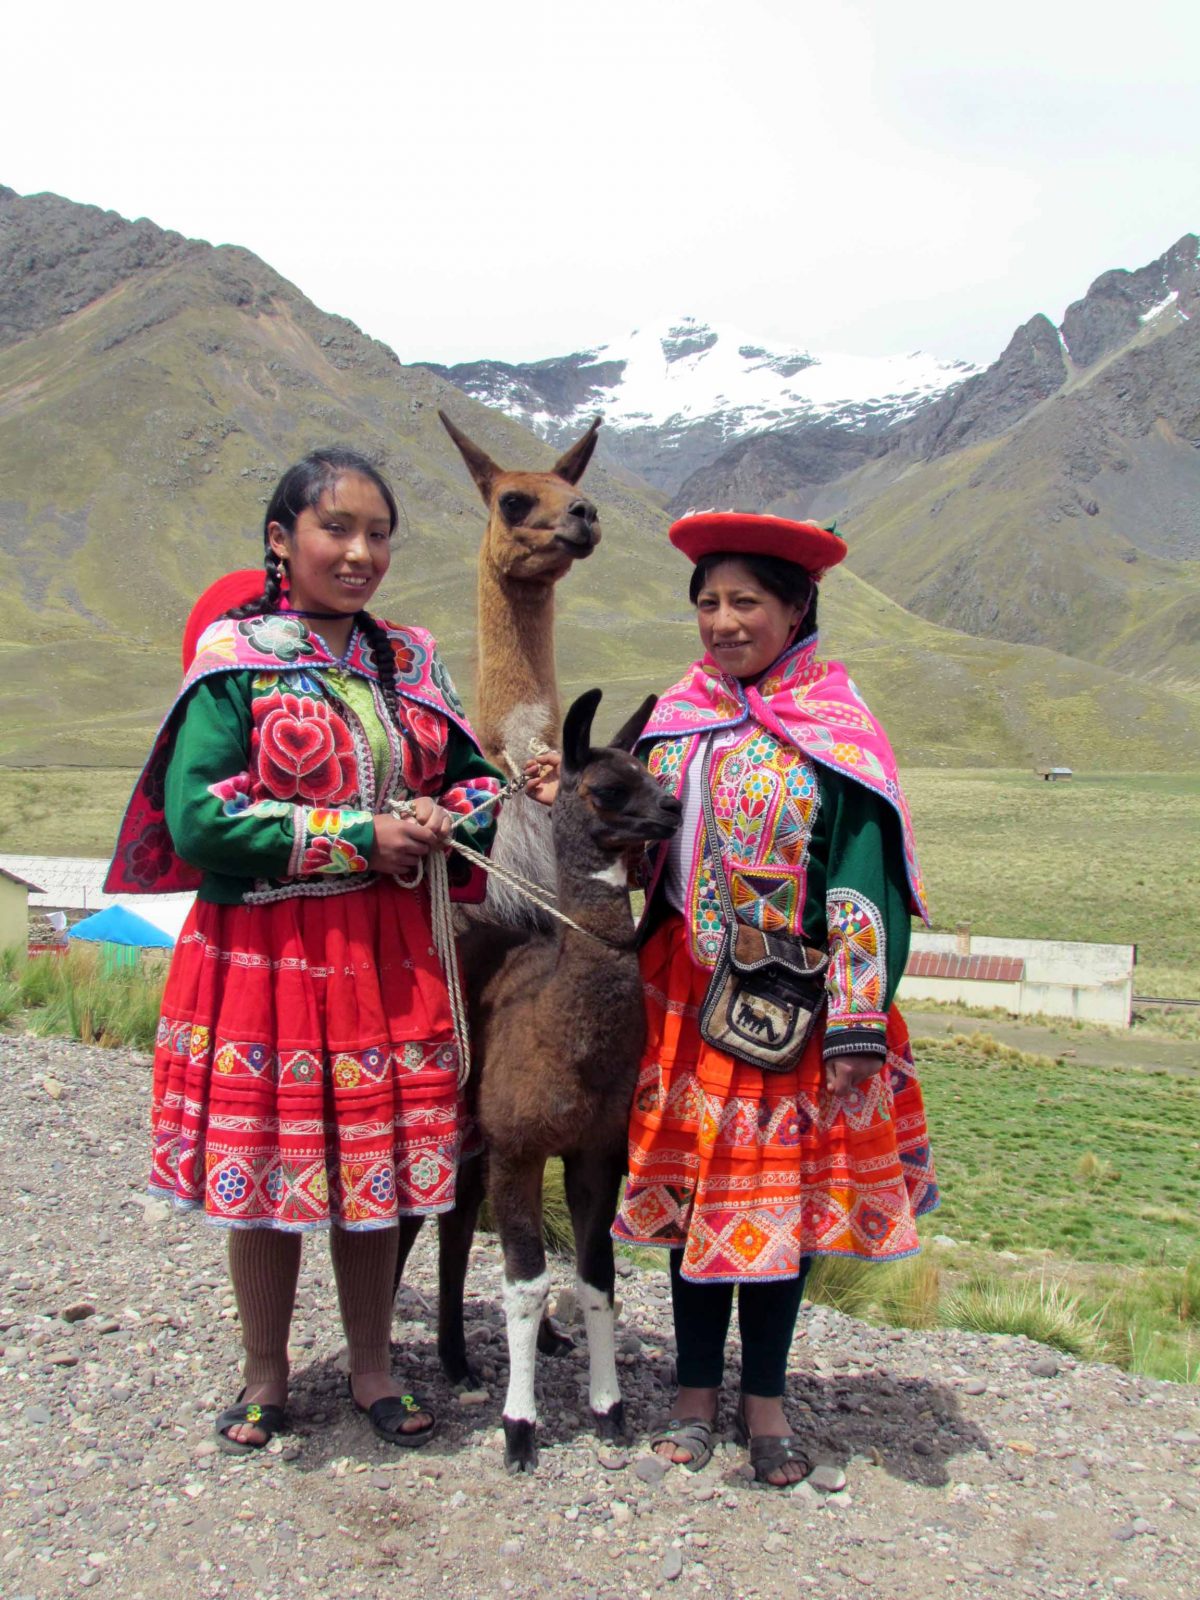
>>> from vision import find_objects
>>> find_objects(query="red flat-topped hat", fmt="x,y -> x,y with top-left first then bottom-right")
669,511 -> 847,576
180,569 -> 266,670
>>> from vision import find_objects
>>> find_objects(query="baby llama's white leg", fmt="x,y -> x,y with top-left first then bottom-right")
578,1276 -> 625,1439
502,1269 -> 550,1472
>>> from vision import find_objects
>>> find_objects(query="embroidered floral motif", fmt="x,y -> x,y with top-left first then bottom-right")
123,822 -> 175,888
391,635 -> 430,685
648,738 -> 687,782
208,772 -> 253,816
253,690 -> 357,805
237,615 -> 316,664
301,836 -> 369,876
308,807 -> 372,839
429,652 -> 465,717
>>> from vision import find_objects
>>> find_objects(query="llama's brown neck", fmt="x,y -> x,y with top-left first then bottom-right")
476,557 -> 561,767
554,849 -> 641,951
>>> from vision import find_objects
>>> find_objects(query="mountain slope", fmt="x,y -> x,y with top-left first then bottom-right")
0,188 -> 692,765
796,300 -> 1200,688
1,186 -> 1197,772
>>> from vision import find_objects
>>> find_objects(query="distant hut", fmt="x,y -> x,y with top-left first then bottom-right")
1035,767 -> 1073,782
0,866 -> 43,951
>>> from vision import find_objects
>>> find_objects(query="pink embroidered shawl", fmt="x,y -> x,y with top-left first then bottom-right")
105,613 -> 482,895
642,633 -> 930,922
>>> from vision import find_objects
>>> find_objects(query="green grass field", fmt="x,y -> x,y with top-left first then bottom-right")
3,765 -> 1195,997
917,1034 -> 1200,1267
904,769 -> 1200,999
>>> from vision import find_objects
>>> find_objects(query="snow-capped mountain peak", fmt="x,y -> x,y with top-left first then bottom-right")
420,315 -> 976,494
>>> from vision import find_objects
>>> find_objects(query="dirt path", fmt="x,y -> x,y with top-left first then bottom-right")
903,1006 -> 1200,1077
2,1036 -> 1198,1600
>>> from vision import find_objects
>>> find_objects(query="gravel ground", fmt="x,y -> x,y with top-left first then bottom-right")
2,1035 -> 1199,1600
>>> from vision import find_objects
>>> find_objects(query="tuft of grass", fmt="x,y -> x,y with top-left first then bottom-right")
2,945 -> 165,1051
807,1254 -> 942,1330
1132,1006 -> 1200,1042
1074,1151 -> 1118,1188
939,1274 -> 1119,1364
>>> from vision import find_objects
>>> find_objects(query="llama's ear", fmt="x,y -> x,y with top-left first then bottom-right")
552,416 -> 601,485
562,688 -> 602,775
608,695 -> 657,754
439,410 -> 501,504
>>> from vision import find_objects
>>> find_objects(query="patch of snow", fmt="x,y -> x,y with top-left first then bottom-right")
1139,290 -> 1179,324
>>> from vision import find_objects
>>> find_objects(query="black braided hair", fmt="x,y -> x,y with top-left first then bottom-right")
223,447 -> 400,625
355,609 -> 402,727
225,547 -> 286,620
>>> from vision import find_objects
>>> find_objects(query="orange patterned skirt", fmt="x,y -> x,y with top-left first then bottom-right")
612,915 -> 939,1282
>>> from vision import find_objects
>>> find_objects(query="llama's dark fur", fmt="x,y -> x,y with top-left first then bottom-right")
396,690 -> 681,1471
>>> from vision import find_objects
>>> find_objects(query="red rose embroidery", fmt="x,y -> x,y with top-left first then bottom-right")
253,692 -> 356,805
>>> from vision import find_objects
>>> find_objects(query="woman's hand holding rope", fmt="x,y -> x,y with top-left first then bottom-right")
524,750 -> 560,807
368,797 -> 453,872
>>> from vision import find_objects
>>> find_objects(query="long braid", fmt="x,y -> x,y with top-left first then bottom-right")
355,610 -> 402,726
225,547 -> 286,621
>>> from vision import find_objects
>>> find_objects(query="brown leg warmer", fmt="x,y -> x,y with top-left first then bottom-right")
228,1229 -> 302,1388
330,1226 -> 399,1377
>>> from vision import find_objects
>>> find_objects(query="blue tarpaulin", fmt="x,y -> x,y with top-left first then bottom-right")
68,905 -> 175,948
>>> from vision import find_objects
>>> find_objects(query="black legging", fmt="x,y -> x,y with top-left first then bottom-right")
669,1250 -> 810,1397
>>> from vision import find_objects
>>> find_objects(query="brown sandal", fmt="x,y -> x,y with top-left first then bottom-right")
647,1415 -> 716,1472
733,1399 -> 810,1486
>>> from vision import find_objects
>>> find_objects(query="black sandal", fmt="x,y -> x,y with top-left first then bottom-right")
646,1415 -> 716,1472
733,1399 -> 811,1487
215,1388 -> 290,1456
348,1377 -> 437,1448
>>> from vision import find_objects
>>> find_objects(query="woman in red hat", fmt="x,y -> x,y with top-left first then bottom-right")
108,448 -> 515,1454
612,512 -> 938,1486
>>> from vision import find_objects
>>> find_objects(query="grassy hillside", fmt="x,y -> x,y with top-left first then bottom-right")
2,188 -> 1199,773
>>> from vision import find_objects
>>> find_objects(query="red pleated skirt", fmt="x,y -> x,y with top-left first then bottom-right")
613,915 -> 939,1281
149,879 -> 463,1231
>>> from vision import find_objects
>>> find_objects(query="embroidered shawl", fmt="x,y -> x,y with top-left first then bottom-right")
641,633 -> 930,923
106,613 -> 481,894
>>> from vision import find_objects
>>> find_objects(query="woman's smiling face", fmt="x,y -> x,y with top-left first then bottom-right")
695,558 -> 804,681
268,472 -> 393,614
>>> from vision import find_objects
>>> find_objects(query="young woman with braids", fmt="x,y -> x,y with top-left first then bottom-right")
107,448 -> 537,1452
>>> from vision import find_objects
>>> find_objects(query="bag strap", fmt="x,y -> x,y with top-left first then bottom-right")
699,739 -> 737,930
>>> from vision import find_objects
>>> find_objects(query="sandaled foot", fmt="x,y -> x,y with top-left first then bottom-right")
348,1375 -> 436,1448
215,1385 -> 290,1456
648,1415 -> 716,1472
733,1396 -> 810,1487
651,1384 -> 719,1468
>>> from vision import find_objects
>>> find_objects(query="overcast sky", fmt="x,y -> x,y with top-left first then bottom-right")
4,0 -> 1197,367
